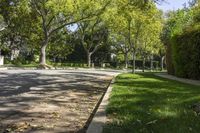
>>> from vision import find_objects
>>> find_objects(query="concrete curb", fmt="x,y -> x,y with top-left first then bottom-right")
155,73 -> 200,86
0,67 -> 7,70
0,67 -> 132,74
86,75 -> 117,133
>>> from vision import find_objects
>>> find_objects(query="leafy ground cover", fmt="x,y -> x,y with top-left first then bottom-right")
104,73 -> 200,133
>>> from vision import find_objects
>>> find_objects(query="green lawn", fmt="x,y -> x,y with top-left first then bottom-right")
103,73 -> 200,133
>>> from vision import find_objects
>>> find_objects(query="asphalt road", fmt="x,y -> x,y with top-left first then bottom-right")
0,69 -> 120,133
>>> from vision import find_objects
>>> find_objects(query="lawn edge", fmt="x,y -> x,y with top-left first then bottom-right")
155,73 -> 200,86
86,74 -> 118,133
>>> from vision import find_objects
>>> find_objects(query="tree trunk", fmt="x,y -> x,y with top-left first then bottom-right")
161,56 -> 165,71
87,52 -> 92,67
150,54 -> 153,72
124,53 -> 128,69
142,56 -> 145,72
132,51 -> 136,74
39,40 -> 48,65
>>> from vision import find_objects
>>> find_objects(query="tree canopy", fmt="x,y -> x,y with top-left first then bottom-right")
0,0 -> 165,70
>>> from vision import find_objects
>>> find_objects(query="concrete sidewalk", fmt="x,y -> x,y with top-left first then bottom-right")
156,73 -> 200,86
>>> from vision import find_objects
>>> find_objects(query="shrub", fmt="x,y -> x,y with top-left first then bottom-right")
166,43 -> 175,75
172,30 -> 200,79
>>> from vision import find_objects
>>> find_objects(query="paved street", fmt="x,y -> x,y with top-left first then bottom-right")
0,69 -> 119,133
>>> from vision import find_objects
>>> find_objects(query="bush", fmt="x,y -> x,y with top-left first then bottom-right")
12,57 -> 23,65
172,30 -> 200,79
4,57 -> 12,64
166,42 -> 175,75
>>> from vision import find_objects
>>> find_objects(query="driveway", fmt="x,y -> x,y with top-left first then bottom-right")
0,69 -> 119,133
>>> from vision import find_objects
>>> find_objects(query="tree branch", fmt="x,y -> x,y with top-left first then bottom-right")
48,0 -> 111,37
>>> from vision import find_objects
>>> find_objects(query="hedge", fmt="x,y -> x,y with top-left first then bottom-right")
166,42 -> 175,75
172,30 -> 200,79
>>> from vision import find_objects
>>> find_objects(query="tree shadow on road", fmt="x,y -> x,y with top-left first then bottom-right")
0,71 -> 112,133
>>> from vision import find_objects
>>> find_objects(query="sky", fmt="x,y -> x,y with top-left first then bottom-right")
157,0 -> 191,12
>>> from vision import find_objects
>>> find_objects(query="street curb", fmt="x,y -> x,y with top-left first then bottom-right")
0,67 -> 7,70
86,75 -> 117,133
0,66 -> 133,71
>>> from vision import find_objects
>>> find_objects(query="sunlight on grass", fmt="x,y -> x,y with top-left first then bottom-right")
104,73 -> 200,133
154,107 -> 178,117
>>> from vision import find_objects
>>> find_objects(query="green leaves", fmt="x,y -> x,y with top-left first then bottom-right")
0,0 -> 165,65
163,1 -> 200,78
108,0 -> 163,58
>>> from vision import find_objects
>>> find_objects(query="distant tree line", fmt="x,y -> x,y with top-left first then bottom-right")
0,0 -> 165,72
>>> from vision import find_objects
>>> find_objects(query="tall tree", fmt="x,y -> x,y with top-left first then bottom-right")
0,0 -> 33,56
105,0 -> 163,71
47,30 -> 74,62
106,9 -> 132,69
0,0 -> 111,67
78,17 -> 108,67
138,10 -> 163,72
109,32 -> 131,69
30,0 -> 111,67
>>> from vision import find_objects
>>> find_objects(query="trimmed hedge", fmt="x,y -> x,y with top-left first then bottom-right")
166,42 -> 175,75
172,30 -> 200,79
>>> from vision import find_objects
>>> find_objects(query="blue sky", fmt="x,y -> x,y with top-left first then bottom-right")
157,0 -> 191,12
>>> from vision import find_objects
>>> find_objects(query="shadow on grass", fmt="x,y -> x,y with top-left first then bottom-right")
103,73 -> 200,133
